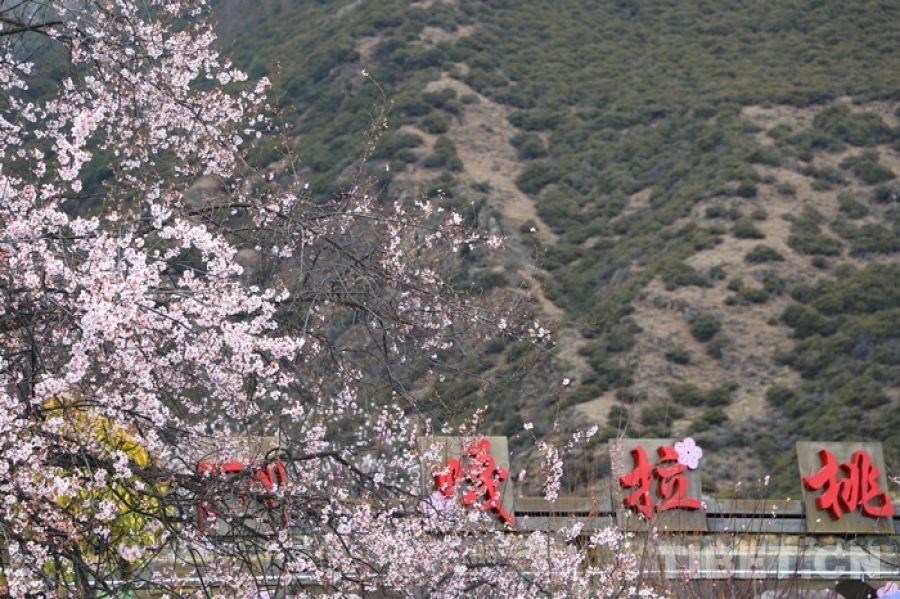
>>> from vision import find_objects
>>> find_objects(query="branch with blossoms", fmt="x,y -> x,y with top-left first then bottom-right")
0,2 -> 669,598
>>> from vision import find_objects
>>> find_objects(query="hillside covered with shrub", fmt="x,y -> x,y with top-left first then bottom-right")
212,0 -> 900,496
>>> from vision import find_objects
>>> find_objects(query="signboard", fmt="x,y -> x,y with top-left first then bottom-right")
418,436 -> 515,527
611,438 -> 708,532
797,441 -> 895,534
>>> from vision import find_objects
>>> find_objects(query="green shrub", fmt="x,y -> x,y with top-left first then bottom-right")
813,105 -> 894,147
840,150 -> 896,185
669,381 -> 736,407
735,181 -> 759,198
687,407 -> 729,434
800,165 -> 848,189
837,192 -> 869,219
781,303 -> 828,338
727,278 -> 744,292
745,244 -> 785,263
422,136 -> 463,170
751,208 -> 768,221
420,110 -> 450,134
657,260 -> 710,291
811,256 -> 830,270
510,132 -> 548,159
669,383 -> 705,407
745,146 -> 781,166
691,313 -> 721,342
515,161 -> 561,195
608,404 -> 630,428
737,287 -> 769,304
422,87 -> 458,109
642,404 -> 685,428
776,183 -> 797,197
765,385 -> 798,407
508,108 -> 562,131
704,381 -> 738,407
705,205 -> 742,220
870,185 -> 900,204
787,207 -> 843,256
732,218 -> 765,239
664,347 -> 691,365
706,334 -> 729,359
787,129 -> 846,155
763,272 -> 786,295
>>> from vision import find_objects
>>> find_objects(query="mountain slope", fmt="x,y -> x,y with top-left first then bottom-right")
215,0 -> 900,496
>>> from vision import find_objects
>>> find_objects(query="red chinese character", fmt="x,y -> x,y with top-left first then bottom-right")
196,459 -> 288,531
803,449 -> 895,520
619,445 -> 701,519
434,458 -> 462,498
431,439 -> 515,525
619,446 -> 654,519
655,446 -> 702,512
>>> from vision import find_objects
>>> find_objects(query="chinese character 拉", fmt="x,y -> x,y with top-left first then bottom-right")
619,439 -> 703,519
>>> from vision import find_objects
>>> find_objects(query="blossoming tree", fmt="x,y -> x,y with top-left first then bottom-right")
0,1 -> 664,597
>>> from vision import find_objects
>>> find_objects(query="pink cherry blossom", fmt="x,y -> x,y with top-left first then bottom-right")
0,1 -> 669,597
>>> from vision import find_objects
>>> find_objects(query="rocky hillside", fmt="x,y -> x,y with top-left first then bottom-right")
215,0 -> 900,496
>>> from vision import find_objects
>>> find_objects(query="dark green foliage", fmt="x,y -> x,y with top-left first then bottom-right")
704,381 -> 739,407
422,87 -> 458,109
745,244 -> 784,263
763,272 -> 785,295
781,303 -> 829,338
423,136 -> 464,171
656,260 -> 711,291
813,105 -> 895,147
664,347 -> 691,365
509,132 -> 548,159
420,111 -> 450,134
706,334 -> 729,359
833,221 -> 900,256
607,404 -> 630,429
687,407 -> 729,434
705,205 -> 742,220
765,385 -> 798,407
837,192 -> 869,219
839,150 -> 896,185
605,321 -> 641,353
750,208 -> 768,221
732,218 -> 765,239
642,403 -> 684,429
735,181 -> 759,198
372,131 -> 424,160
669,381 -> 736,407
736,287 -> 769,304
776,182 -> 797,197
708,265 -> 727,281
811,256 -> 830,270
787,206 -> 843,256
745,145 -> 781,167
786,129 -> 846,158
668,384 -> 704,407
515,161 -> 561,195
800,165 -> 848,190
871,185 -> 900,204
691,313 -> 721,342
727,278 -> 744,292
471,269 -> 508,292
